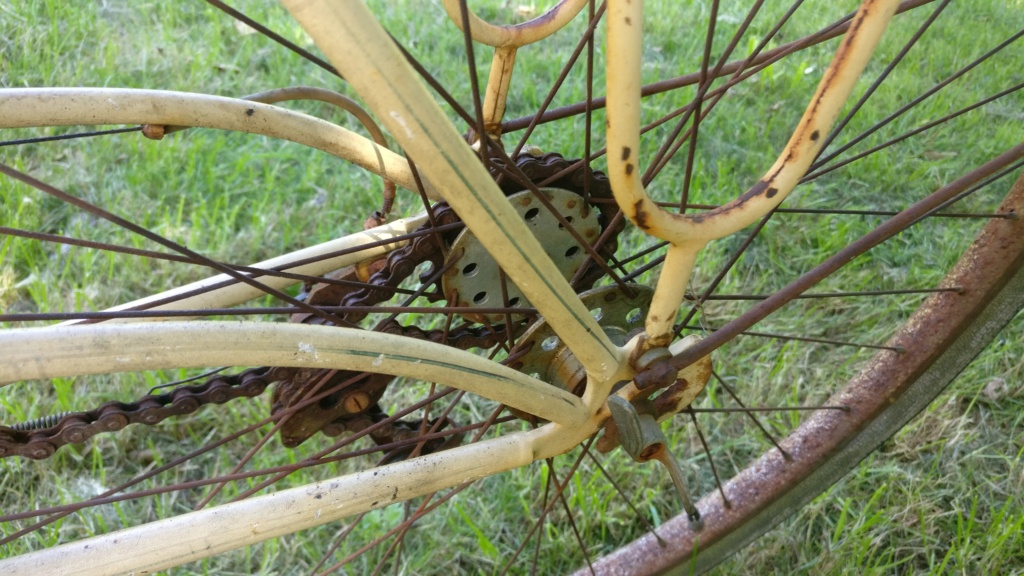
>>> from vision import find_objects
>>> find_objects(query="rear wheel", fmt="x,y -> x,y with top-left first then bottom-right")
1,1 -> 1022,574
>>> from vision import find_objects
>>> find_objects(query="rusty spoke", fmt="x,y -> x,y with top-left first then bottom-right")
710,371 -> 787,459
585,450 -> 666,545
814,0 -> 952,160
664,143 -> 1024,375
509,2 -> 608,159
203,0 -> 340,78
498,437 -> 597,575
498,268 -> 518,351
456,0 -> 488,162
810,28 -> 1024,173
700,287 -> 962,301
370,505 -> 416,576
582,0 -> 599,207
409,158 -> 451,258
310,513 -> 368,576
530,462 -> 554,576
391,37 -> 477,128
547,458 -> 596,575
0,126 -> 141,147
805,80 -> 1024,183
586,196 -> 1017,219
685,409 -> 730,509
501,0 -> 935,133
921,160 -> 1024,220
676,0 -> 719,212
674,210 -> 776,338
678,324 -> 906,353
0,227 -> 427,299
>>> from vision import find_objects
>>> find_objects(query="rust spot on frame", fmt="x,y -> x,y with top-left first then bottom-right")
766,187 -> 779,199
624,16 -> 632,26
621,146 -> 632,161
633,200 -> 650,229
748,180 -> 769,197
625,163 -> 634,176
810,129 -> 820,141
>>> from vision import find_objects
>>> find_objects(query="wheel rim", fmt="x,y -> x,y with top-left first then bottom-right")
2,2 -> 1024,569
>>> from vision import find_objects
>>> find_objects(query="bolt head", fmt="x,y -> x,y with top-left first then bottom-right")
342,391 -> 372,414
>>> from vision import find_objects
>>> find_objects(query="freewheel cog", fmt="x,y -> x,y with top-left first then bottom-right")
442,187 -> 603,324
504,284 -> 653,421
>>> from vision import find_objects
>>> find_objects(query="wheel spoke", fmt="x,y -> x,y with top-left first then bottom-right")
203,0 -> 340,77
0,126 -> 142,147
805,80 -> 1024,182
0,163 -> 353,327
710,371 -> 788,458
667,142 -> 1024,375
811,28 -> 1024,173
509,2 -> 608,160
814,0 -> 952,160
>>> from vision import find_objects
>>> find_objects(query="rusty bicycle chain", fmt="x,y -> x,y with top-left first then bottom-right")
0,153 -> 619,459
0,367 -> 276,459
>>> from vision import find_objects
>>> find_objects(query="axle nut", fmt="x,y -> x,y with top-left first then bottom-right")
634,359 -> 679,390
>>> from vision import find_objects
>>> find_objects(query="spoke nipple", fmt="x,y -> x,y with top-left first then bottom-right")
687,511 -> 703,531
141,124 -> 166,140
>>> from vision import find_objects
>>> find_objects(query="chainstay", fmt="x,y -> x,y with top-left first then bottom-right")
0,153 -> 620,459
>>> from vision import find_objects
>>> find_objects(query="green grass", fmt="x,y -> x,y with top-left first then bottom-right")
2,0 -> 1023,574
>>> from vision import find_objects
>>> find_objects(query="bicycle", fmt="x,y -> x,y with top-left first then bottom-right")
1,0 -> 1022,573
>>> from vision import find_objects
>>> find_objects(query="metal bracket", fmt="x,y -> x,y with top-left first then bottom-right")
607,394 -> 702,527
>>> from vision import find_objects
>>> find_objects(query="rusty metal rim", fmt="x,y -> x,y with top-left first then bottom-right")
585,167 -> 1024,575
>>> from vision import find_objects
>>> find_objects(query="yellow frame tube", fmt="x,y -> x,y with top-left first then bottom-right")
281,0 -> 623,384
65,214 -> 426,322
441,0 -> 589,48
0,322 -> 586,425
0,87 -> 431,197
2,423 -> 585,576
605,0 -> 900,342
